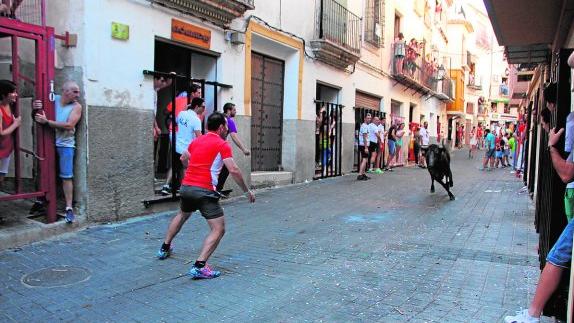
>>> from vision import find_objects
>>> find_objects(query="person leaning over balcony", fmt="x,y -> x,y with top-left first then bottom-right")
34,81 -> 82,224
393,33 -> 406,75
504,109 -> 572,323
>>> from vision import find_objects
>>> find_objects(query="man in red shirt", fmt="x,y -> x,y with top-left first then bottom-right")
157,112 -> 255,279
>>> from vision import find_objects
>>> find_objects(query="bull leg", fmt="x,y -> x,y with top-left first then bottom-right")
436,178 -> 455,200
447,169 -> 454,187
430,179 -> 435,193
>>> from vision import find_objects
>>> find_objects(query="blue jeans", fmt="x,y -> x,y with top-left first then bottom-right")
57,147 -> 75,179
547,219 -> 574,268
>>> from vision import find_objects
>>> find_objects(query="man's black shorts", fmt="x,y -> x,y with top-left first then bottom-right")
369,142 -> 379,153
358,145 -> 369,158
180,185 -> 224,219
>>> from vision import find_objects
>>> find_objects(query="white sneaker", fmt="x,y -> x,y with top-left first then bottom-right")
504,309 -> 540,323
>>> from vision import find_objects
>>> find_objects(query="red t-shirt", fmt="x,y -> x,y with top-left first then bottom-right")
181,132 -> 233,191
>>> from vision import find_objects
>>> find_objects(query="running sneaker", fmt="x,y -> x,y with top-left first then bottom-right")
65,208 -> 75,223
374,168 -> 384,174
504,309 -> 539,323
189,264 -> 221,279
157,247 -> 172,260
366,169 -> 374,173
160,185 -> 171,196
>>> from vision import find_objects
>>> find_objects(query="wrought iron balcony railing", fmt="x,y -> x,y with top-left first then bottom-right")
317,0 -> 361,54
310,0 -> 361,70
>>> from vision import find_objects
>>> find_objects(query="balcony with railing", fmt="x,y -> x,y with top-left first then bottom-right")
150,0 -> 254,27
310,0 -> 362,70
392,48 -> 453,101
467,74 -> 482,90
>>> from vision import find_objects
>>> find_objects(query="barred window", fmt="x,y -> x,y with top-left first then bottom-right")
364,0 -> 384,47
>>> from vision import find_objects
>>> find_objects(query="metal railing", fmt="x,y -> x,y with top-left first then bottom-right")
315,101 -> 343,179
392,53 -> 440,92
468,75 -> 482,89
440,77 -> 453,99
9,0 -> 45,26
318,0 -> 362,54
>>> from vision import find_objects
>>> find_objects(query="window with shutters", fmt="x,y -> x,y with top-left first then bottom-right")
364,0 -> 384,47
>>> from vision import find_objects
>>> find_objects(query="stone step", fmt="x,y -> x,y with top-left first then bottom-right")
250,171 -> 293,189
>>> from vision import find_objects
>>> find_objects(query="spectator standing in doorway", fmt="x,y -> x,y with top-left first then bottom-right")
216,102 -> 250,196
0,80 -> 22,187
35,81 -> 82,223
162,84 -> 202,195
173,97 -> 204,193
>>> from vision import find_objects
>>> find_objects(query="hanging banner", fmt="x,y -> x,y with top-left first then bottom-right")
171,19 -> 211,49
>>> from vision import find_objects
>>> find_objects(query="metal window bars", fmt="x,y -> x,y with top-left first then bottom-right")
315,101 -> 343,179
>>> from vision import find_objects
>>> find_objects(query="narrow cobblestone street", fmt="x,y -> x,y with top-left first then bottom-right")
0,150 -> 542,322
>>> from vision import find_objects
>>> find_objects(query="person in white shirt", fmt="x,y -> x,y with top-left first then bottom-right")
357,113 -> 372,180
172,97 -> 204,191
419,121 -> 430,167
368,116 -> 383,174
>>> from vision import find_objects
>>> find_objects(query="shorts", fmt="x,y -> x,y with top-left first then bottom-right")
495,151 -> 503,158
565,188 -> 574,222
503,149 -> 510,157
0,155 -> 10,175
56,147 -> 74,179
180,185 -> 224,220
388,140 -> 396,155
358,145 -> 369,158
369,142 -> 378,153
485,148 -> 495,158
546,219 -> 574,268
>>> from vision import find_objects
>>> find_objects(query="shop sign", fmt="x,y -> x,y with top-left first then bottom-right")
171,19 -> 211,49
111,22 -> 129,40
490,113 -> 500,120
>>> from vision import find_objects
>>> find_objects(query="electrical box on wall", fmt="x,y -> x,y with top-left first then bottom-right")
230,32 -> 245,45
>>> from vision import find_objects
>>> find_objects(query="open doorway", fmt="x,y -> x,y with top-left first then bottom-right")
153,39 -> 218,193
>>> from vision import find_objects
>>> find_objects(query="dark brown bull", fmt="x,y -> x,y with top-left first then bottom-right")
424,143 -> 455,200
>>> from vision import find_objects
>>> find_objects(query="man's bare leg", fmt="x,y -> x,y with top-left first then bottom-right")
529,263 -> 564,317
62,179 -> 73,209
196,216 -> 225,262
163,211 -> 192,245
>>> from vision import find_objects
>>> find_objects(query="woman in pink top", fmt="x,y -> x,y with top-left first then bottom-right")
0,80 -> 22,185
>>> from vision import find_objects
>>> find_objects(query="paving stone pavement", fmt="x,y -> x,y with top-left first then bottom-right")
0,150 -> 547,322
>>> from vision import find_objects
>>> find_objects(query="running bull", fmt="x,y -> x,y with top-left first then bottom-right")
423,143 -> 455,200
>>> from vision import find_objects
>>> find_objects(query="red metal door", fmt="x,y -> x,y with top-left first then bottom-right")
0,16 -> 57,222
